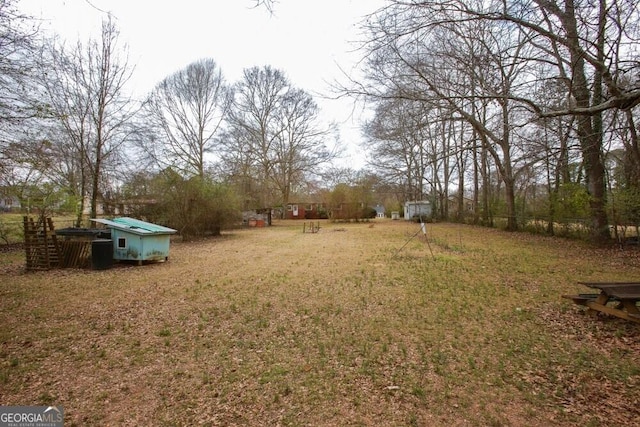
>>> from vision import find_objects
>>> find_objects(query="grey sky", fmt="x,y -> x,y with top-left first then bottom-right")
21,0 -> 387,168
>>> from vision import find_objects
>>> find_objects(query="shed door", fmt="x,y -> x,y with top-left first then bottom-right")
292,204 -> 299,217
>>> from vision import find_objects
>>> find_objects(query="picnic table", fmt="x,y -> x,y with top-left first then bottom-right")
563,282 -> 640,323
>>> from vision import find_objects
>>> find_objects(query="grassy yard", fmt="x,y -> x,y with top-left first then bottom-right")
0,220 -> 638,426
0,213 -> 78,245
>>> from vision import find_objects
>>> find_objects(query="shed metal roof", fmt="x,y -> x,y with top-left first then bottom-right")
91,217 -> 177,236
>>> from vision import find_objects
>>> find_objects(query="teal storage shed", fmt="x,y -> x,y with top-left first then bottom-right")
91,217 -> 177,264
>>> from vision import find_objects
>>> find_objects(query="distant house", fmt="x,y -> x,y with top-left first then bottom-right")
374,204 -> 386,218
82,196 -> 105,216
285,203 -> 327,220
0,194 -> 20,212
447,196 -> 475,217
404,200 -> 432,221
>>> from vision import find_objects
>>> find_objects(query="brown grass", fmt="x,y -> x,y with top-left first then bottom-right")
1,220 -> 639,426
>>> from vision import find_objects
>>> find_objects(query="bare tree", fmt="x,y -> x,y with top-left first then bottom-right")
0,0 -> 42,193
143,58 -> 229,178
215,123 -> 257,209
223,66 -> 287,207
380,0 -> 639,239
253,0 -> 276,14
271,88 -> 336,207
351,0 -> 640,238
38,37 -> 92,224
364,96 -> 432,202
0,0 -> 38,130
85,18 -> 136,218
358,9 -> 533,230
39,17 -> 136,223
223,66 -> 336,208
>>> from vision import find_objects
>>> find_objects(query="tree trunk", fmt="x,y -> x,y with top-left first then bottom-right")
557,0 -> 610,242
480,137 -> 491,226
472,133 -> 480,225
503,174 -> 517,231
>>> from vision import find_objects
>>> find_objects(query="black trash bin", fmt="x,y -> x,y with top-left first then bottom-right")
91,239 -> 113,270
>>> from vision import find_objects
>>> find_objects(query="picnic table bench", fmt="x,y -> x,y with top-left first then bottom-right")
562,282 -> 640,323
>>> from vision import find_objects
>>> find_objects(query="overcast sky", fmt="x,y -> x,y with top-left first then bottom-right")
19,0 -> 387,169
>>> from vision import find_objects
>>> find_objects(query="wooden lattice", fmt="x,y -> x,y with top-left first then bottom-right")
59,240 -> 91,268
23,216 -> 61,271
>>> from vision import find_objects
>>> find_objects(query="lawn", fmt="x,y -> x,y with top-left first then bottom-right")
0,220 -> 638,426
0,213 -> 78,245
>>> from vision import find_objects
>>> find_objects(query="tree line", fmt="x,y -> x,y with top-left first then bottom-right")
2,0 -> 639,243
0,0 -> 343,238
350,0 -> 640,242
